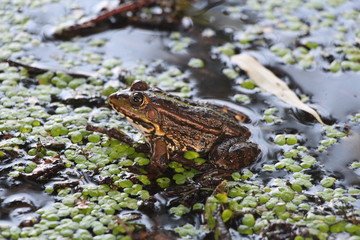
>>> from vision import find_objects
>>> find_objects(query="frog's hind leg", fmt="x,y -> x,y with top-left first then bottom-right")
209,137 -> 260,170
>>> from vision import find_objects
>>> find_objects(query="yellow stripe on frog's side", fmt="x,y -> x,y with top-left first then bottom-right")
126,116 -> 165,137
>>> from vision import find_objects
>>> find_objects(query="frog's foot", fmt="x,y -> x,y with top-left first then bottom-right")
209,137 -> 260,170
163,179 -> 213,206
163,170 -> 232,206
193,169 -> 232,187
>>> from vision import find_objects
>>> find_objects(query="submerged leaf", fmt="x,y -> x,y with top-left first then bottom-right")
231,54 -> 324,124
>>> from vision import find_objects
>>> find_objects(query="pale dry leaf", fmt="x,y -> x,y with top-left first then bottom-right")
231,53 -> 324,124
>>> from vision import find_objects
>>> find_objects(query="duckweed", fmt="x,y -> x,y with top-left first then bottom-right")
134,156 -> 150,166
223,68 -> 238,79
173,173 -> 187,184
88,133 -> 101,143
168,33 -> 193,53
234,93 -> 250,103
242,214 -> 255,227
183,151 -> 200,160
169,204 -> 190,216
263,111 -> 282,123
188,58 -> 205,68
69,131 -> 83,143
240,79 -> 256,90
193,157 -> 206,164
174,223 -> 200,238
320,177 -> 337,188
193,203 -> 204,210
0,1 -> 359,240
215,43 -> 235,56
231,172 -> 241,181
238,225 -> 253,234
262,164 -> 276,171
221,209 -> 233,222
274,134 -> 286,145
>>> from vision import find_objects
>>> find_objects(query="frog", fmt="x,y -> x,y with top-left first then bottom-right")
109,80 -> 260,175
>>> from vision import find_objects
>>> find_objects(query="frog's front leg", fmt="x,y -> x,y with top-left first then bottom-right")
148,137 -> 169,175
209,137 -> 260,170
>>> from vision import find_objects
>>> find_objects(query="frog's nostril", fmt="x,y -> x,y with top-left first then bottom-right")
108,94 -> 116,102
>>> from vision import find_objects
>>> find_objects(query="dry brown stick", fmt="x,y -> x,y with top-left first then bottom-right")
86,125 -> 134,145
54,0 -> 156,38
2,59 -> 97,78
85,0 -> 156,24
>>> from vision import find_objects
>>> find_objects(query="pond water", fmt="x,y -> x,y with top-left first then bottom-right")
0,0 -> 359,239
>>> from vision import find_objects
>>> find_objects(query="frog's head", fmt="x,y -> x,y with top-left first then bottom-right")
109,81 -> 164,136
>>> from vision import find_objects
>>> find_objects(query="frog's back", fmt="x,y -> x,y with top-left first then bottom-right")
148,91 -> 250,140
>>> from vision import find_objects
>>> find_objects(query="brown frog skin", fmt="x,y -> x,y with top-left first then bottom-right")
109,80 -> 260,175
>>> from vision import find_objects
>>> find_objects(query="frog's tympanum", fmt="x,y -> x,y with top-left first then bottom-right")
109,81 -> 260,175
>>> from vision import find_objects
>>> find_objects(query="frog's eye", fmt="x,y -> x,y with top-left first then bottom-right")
130,92 -> 145,107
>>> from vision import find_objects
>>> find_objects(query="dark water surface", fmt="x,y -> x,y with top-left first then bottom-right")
1,0 -> 360,238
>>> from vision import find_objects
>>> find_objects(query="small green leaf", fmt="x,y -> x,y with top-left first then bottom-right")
221,209 -> 233,222
320,177 -> 336,188
242,214 -> 255,227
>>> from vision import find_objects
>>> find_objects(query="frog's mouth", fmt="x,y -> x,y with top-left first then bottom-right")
125,113 -> 166,137
110,102 -> 155,135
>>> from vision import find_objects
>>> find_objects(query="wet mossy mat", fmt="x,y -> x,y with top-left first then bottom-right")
0,0 -> 360,240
